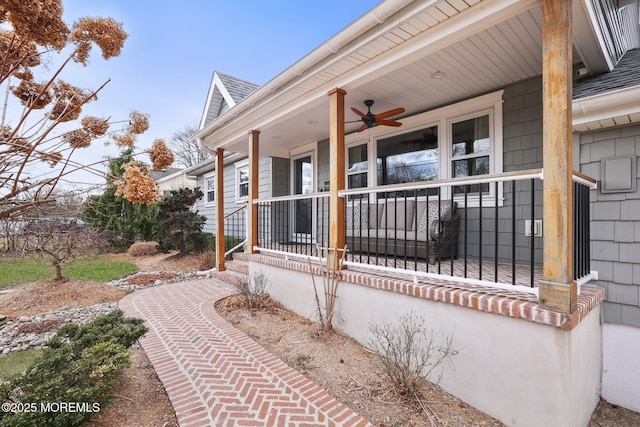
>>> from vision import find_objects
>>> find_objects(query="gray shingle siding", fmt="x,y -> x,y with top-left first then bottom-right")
580,123 -> 640,327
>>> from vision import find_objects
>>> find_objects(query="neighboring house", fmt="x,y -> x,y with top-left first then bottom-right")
150,167 -> 196,196
193,1 -> 640,425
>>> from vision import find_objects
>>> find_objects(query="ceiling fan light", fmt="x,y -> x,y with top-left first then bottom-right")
430,71 -> 446,80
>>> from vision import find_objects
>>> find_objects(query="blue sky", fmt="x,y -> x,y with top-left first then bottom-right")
43,0 -> 380,185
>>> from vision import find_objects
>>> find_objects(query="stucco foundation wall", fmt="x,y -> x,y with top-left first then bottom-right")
251,261 -> 602,427
602,323 -> 640,412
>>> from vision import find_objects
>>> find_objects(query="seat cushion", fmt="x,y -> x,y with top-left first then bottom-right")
380,200 -> 416,231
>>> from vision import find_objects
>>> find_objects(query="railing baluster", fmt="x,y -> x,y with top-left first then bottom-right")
414,191 -> 420,272
403,191 -> 408,271
436,187 -> 442,274
494,181 -> 499,282
425,189 -> 431,274
571,182 -> 582,280
463,185 -> 468,278
478,186 -> 483,281
511,180 -> 516,286
449,184 -> 454,276
530,178 -> 535,288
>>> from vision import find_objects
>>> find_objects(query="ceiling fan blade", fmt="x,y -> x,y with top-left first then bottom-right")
377,119 -> 403,127
351,107 -> 367,118
357,123 -> 370,132
345,120 -> 365,123
375,107 -> 405,120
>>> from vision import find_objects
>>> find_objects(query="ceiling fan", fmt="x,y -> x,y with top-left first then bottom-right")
347,100 -> 405,132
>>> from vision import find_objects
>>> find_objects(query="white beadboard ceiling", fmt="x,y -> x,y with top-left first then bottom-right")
200,0 -> 612,157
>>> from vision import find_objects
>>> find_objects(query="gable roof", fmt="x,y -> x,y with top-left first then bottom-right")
572,48 -> 640,131
199,71 -> 259,129
217,72 -> 260,104
573,48 -> 640,99
150,167 -> 184,181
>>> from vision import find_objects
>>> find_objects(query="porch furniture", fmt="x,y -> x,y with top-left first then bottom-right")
345,199 -> 459,264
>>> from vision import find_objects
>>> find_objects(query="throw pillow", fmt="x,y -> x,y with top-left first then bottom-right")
418,202 -> 451,233
346,203 -> 369,230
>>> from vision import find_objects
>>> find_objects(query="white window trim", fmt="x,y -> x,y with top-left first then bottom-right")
235,159 -> 249,203
345,90 -> 504,207
204,171 -> 216,207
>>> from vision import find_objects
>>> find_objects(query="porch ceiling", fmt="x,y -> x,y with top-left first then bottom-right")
198,0 -> 605,158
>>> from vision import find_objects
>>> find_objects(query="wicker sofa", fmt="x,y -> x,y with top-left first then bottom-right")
345,199 -> 459,265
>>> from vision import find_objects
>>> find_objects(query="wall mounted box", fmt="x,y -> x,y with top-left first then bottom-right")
600,155 -> 636,193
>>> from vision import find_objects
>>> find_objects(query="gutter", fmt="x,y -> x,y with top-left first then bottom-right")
572,84 -> 640,125
193,0 -> 414,145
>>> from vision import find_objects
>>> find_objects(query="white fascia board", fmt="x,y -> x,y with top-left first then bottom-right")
198,72 -> 239,130
572,85 -> 640,125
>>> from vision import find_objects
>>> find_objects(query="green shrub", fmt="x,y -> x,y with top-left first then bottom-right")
0,310 -> 147,427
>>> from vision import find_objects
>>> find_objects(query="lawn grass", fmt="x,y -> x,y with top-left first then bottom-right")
0,255 -> 137,288
66,258 -> 138,282
0,348 -> 43,380
0,257 -> 52,288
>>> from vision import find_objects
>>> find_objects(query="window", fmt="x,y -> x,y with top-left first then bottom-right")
348,143 -> 368,187
235,160 -> 249,201
204,173 -> 215,205
344,90 -> 503,205
451,114 -> 490,194
376,126 -> 438,191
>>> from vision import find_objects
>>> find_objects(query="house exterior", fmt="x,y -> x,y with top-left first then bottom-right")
192,1 -> 640,425
150,167 -> 197,196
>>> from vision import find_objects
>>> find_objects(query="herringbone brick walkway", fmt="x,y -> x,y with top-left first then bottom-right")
119,278 -> 373,427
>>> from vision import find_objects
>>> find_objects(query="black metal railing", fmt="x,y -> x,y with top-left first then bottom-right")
252,169 -> 596,292
223,204 -> 247,256
255,193 -> 329,258
340,170 -> 546,289
573,172 -> 595,281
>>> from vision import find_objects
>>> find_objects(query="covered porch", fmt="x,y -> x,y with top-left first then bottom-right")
198,0 -> 607,315
196,1 -> 611,424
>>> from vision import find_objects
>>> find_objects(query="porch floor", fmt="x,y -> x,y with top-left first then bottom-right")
274,242 -> 543,289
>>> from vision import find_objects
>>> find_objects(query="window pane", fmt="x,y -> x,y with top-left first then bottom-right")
348,173 -> 367,189
453,155 -> 489,178
206,178 -> 215,202
377,126 -> 438,186
294,156 -> 313,195
348,144 -> 368,173
239,183 -> 249,198
452,156 -> 490,193
239,169 -> 248,184
451,115 -> 489,157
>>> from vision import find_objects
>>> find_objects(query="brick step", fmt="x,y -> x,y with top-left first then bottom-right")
211,265 -> 247,288
225,259 -> 249,275
231,252 -> 250,262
